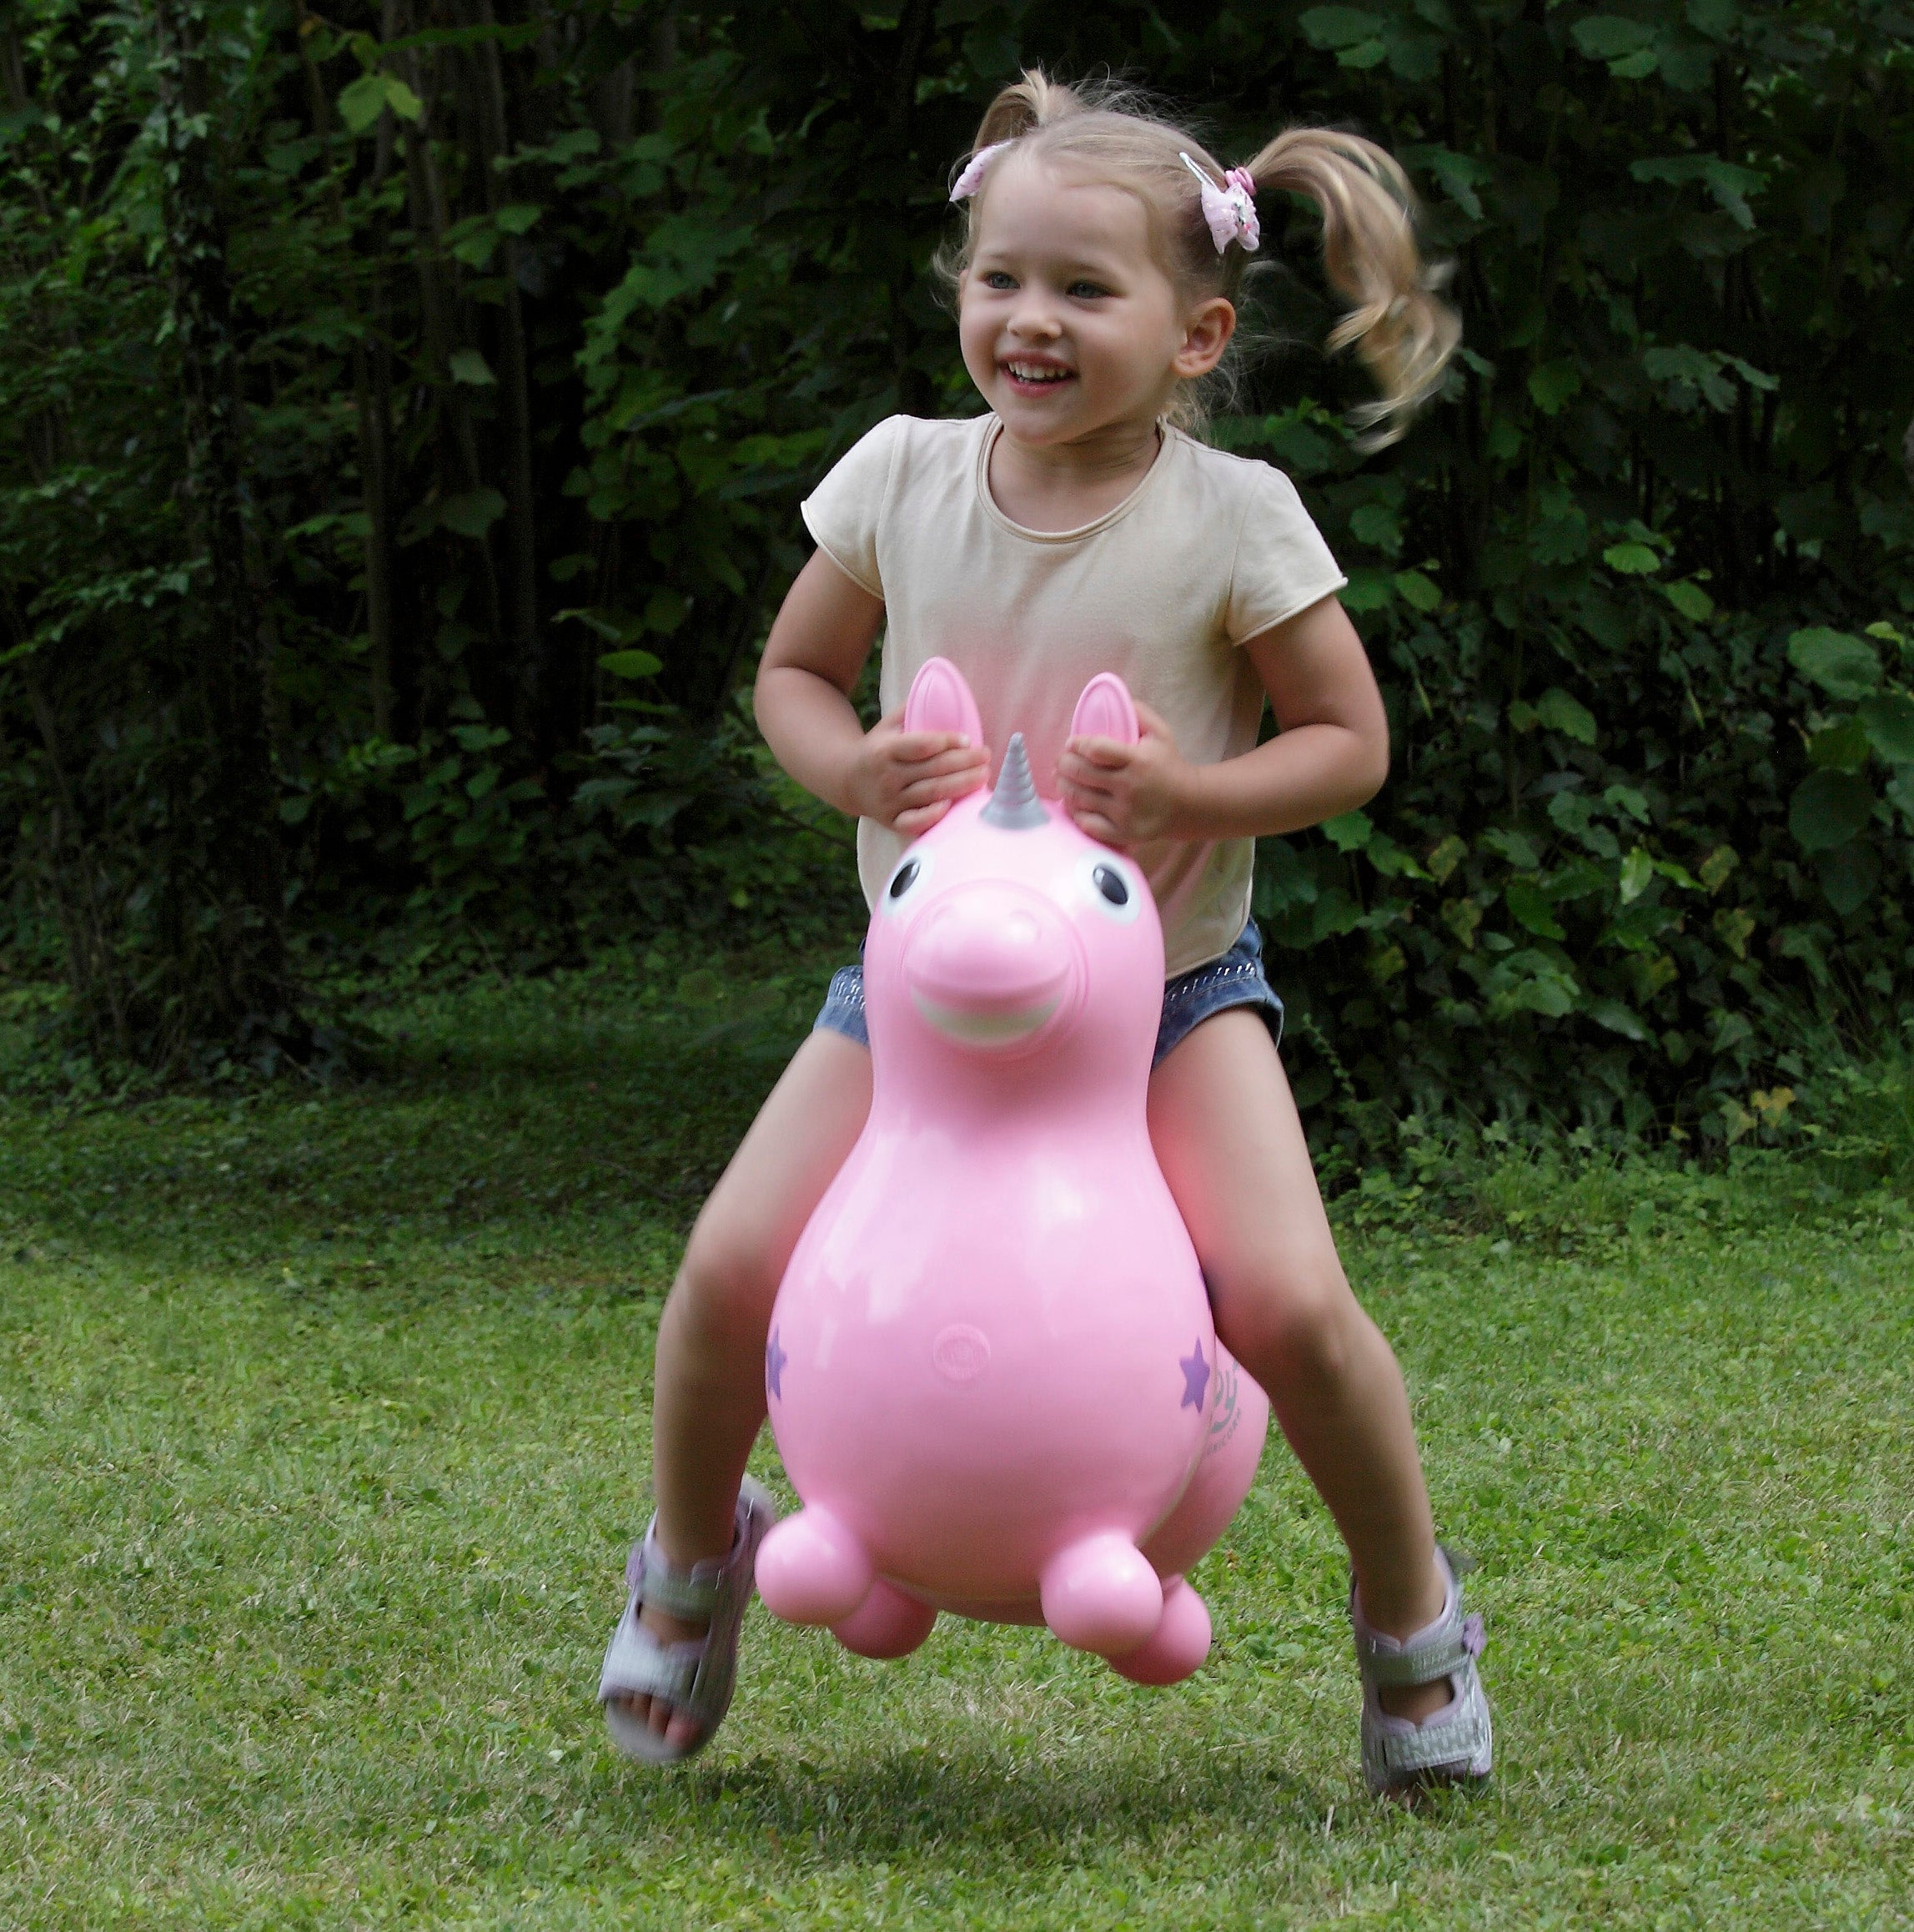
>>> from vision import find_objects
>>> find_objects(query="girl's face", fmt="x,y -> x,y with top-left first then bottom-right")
958,154 -> 1232,450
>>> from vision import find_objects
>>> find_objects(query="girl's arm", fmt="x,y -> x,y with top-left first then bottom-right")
755,551 -> 991,836
1056,593 -> 1389,846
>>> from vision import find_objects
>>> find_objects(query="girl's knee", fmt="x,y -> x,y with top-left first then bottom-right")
672,1209 -> 785,1355
1215,1250 -> 1365,1396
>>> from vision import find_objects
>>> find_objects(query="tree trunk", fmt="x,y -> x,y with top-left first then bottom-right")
396,28 -> 510,697
9,624 -> 133,1060
887,0 -> 937,418
299,1 -> 399,737
148,0 -> 298,1058
468,0 -> 542,745
1,25 -> 137,1054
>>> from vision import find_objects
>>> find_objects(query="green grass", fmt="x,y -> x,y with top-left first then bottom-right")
1,967 -> 1911,1929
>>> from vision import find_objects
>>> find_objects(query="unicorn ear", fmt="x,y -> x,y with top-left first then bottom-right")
904,657 -> 983,742
1070,672 -> 1140,747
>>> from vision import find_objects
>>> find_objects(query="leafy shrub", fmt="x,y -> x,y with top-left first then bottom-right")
2,0 -> 1910,1129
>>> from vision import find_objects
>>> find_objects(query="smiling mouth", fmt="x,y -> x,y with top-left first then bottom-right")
912,991 -> 1058,1045
1002,360 -> 1074,388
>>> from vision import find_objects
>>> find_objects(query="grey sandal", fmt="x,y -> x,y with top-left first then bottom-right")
1352,1544 -> 1493,1795
598,1475 -> 776,1764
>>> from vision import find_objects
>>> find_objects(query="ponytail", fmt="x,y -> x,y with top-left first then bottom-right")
1246,127 -> 1459,448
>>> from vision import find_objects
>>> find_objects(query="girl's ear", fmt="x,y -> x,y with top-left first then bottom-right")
904,656 -> 984,742
1070,672 -> 1140,746
1173,295 -> 1237,380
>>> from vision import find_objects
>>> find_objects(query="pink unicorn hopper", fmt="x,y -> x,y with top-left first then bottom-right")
756,658 -> 1269,1683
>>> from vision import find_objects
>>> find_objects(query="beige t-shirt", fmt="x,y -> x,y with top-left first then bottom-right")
801,413 -> 1347,978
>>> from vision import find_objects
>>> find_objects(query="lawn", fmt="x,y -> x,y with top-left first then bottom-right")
0,966 -> 1910,1929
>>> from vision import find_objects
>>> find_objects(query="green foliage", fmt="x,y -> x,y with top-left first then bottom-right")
2,0 -> 1911,1128
1204,0 -> 1914,1150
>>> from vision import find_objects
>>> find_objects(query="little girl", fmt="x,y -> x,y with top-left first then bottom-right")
599,71 -> 1490,1796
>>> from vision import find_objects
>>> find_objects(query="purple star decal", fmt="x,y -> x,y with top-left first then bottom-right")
766,1326 -> 787,1401
1179,1341 -> 1210,1411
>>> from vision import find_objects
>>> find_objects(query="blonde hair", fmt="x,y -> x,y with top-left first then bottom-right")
941,71 -> 1459,447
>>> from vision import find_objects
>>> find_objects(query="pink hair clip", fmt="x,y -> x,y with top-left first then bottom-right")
950,140 -> 1012,203
1179,153 -> 1260,254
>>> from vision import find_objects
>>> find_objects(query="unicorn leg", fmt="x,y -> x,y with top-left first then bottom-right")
1107,1576 -> 1213,1686
831,1579 -> 938,1659
755,1506 -> 874,1627
1039,1532 -> 1163,1657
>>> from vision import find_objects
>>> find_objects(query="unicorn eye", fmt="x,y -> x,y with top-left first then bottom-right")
1074,852 -> 1142,923
880,848 -> 934,914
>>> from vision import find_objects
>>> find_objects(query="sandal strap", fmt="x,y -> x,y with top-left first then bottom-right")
627,1519 -> 724,1622
1351,1545 -> 1487,1688
600,1626 -> 705,1707
1355,1610 -> 1484,1688
1366,1673 -> 1495,1784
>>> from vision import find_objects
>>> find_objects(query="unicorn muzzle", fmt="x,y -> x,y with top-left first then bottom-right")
902,887 -> 1077,1048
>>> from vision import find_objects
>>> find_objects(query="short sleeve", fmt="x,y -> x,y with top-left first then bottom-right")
1223,465 -> 1348,645
799,415 -> 905,600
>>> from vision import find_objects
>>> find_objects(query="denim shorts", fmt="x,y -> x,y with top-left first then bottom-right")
812,918 -> 1284,1069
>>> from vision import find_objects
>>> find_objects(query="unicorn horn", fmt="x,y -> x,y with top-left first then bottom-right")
980,732 -> 1047,830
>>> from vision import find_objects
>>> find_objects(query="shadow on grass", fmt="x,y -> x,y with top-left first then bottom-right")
0,974 -> 835,1279
642,1742 -> 1339,1859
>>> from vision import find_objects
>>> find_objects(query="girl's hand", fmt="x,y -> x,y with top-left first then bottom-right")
847,709 -> 991,836
1057,702 -> 1193,848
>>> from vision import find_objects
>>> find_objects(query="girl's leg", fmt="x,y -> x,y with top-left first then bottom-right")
612,1028 -> 872,1750
1146,1010 -> 1449,1723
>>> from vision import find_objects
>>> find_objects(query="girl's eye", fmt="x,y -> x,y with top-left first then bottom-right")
1068,281 -> 1109,299
982,271 -> 1017,290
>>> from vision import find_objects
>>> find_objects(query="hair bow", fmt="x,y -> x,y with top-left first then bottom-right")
1179,153 -> 1260,254
950,141 -> 1012,203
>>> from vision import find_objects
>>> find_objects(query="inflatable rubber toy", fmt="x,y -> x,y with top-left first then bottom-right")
756,658 -> 1269,1683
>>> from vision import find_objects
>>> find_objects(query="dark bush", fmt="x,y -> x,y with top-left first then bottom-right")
1,1 -> 1909,1130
